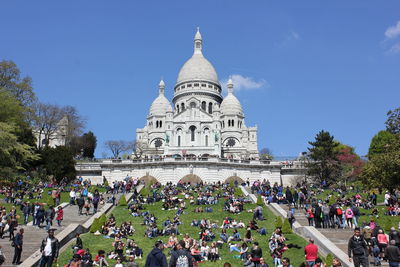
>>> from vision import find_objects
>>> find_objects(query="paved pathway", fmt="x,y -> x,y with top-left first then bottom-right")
0,193 -> 121,267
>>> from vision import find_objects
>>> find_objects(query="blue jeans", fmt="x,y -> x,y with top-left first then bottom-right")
389,262 -> 399,267
24,214 -> 29,224
307,261 -> 315,267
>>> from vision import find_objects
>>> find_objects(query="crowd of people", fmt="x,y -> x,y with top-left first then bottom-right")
59,181 -> 329,267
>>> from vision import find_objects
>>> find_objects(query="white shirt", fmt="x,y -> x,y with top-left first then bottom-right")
44,238 -> 52,256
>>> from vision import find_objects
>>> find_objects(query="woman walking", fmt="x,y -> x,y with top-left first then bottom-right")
56,206 -> 64,227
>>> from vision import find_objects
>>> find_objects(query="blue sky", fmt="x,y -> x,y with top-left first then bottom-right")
1,1 -> 399,158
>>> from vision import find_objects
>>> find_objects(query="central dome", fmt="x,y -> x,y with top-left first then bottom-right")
176,29 -> 220,85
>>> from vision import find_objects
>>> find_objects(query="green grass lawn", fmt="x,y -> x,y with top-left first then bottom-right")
58,196 -> 308,267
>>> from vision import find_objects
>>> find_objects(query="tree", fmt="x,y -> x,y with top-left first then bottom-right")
0,122 -> 39,178
104,140 -> 133,158
132,139 -> 147,159
386,107 -> 400,134
33,103 -> 64,149
307,130 -> 341,184
336,144 -> 364,184
39,146 -> 76,183
361,135 -> 400,192
61,105 -> 86,146
368,130 -> 397,157
0,90 -> 38,178
260,148 -> 273,160
0,60 -> 36,108
71,131 -> 97,158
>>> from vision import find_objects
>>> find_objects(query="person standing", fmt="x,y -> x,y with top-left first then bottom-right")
304,239 -> 318,267
39,229 -> 59,267
348,227 -> 369,267
169,240 -> 193,267
145,240 -> 168,267
56,206 -> 63,227
12,228 -> 24,265
22,202 -> 31,225
385,240 -> 400,267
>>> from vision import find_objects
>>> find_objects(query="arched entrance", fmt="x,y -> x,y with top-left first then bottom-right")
138,175 -> 158,186
179,174 -> 202,185
225,176 -> 245,185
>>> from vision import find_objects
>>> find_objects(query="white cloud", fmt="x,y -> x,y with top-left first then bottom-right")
383,20 -> 400,54
289,30 -> 300,40
385,21 -> 400,39
221,74 -> 268,93
389,43 -> 400,54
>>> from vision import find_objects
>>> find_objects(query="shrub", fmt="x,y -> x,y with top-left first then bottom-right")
325,253 -> 334,267
234,188 -> 243,197
275,216 -> 283,229
140,187 -> 149,196
256,195 -> 263,205
98,214 -> 107,226
118,195 -> 127,206
282,218 -> 292,234
90,217 -> 100,233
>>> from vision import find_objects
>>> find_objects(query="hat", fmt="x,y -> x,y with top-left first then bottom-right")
47,228 -> 56,233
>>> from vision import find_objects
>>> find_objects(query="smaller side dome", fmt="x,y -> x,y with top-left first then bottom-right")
149,79 -> 173,115
220,78 -> 243,115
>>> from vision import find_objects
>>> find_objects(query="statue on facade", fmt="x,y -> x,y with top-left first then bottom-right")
214,132 -> 219,142
165,133 -> 170,144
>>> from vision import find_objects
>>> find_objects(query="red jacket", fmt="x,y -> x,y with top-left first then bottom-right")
304,243 -> 318,261
56,209 -> 64,220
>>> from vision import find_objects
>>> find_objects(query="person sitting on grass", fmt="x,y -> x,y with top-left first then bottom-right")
93,250 -> 109,266
208,242 -> 219,262
228,229 -> 241,242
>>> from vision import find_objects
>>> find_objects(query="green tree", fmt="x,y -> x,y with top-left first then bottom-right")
0,60 -> 36,108
307,130 -> 341,184
39,146 -> 76,183
368,130 -> 396,157
386,107 -> 400,134
0,90 -> 38,179
361,135 -> 400,192
260,148 -> 273,160
71,131 -> 97,158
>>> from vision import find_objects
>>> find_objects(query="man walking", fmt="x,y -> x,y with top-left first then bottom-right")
348,227 -> 369,267
39,229 -> 59,267
304,239 -> 318,267
12,228 -> 24,265
386,240 -> 400,267
145,240 -> 168,267
169,240 -> 193,267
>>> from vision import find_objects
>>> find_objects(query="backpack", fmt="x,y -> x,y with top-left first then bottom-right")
176,254 -> 189,267
347,210 -> 353,215
336,208 -> 342,215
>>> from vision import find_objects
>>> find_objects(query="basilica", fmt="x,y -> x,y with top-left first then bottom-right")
136,29 -> 259,159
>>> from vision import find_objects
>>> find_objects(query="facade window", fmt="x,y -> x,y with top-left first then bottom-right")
232,120 -> 234,127
208,85 -> 212,88
156,121 -> 159,128
208,102 -> 213,113
181,85 -> 185,89
190,102 -> 196,108
201,83 -> 206,87
188,84 -> 192,87
205,135 -> 208,146
189,125 -> 196,142
178,136 -> 181,147
177,105 -> 180,113
160,121 -> 162,128
201,101 -> 206,110
194,83 -> 199,87
181,103 -> 185,111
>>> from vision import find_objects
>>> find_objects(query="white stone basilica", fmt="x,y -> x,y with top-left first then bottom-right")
136,29 -> 259,159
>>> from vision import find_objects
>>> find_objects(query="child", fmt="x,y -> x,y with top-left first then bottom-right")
56,206 -> 64,227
